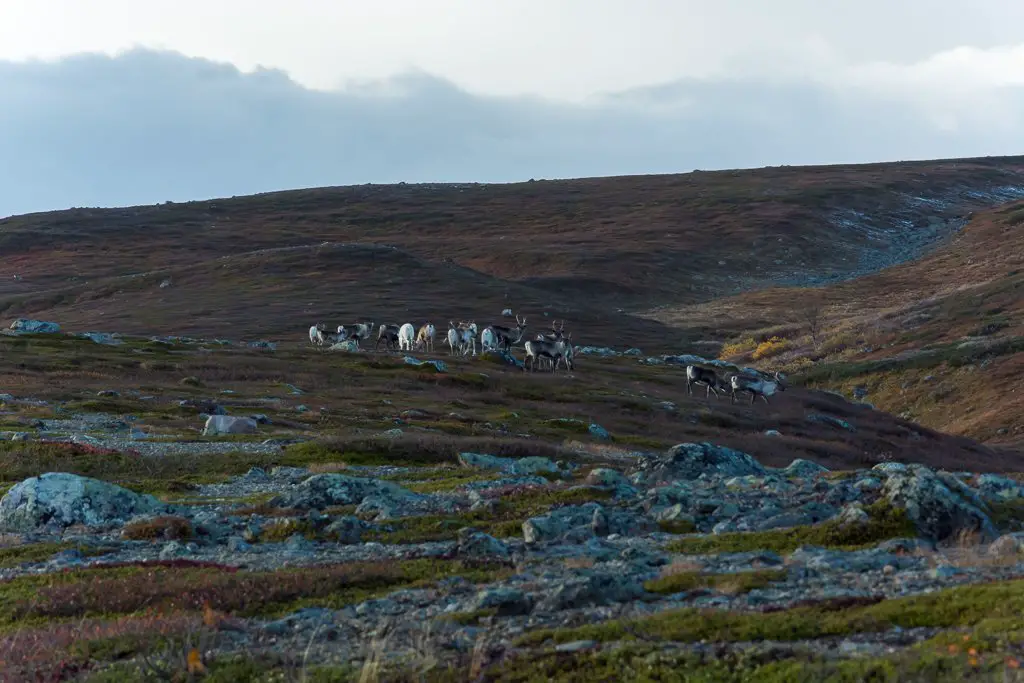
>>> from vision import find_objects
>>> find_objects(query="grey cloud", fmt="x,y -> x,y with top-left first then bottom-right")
0,48 -> 1021,217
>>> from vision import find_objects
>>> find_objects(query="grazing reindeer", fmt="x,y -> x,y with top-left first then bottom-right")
308,324 -> 326,347
686,365 -> 726,399
730,371 -> 787,405
489,315 -> 527,351
375,324 -> 401,352
480,326 -> 499,353
536,319 -> 567,343
339,322 -> 375,347
455,321 -> 479,356
524,338 -> 570,372
397,323 -> 416,352
416,323 -> 436,352
446,322 -> 461,356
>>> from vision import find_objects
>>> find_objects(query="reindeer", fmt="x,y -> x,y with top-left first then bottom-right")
729,371 -> 787,405
375,324 -> 401,352
415,323 -> 436,352
308,324 -> 326,347
536,319 -> 567,343
524,338 -> 571,372
686,365 -> 727,399
480,326 -> 499,353
488,315 -> 527,351
455,321 -> 479,356
339,322 -> 375,347
446,322 -> 461,356
397,323 -> 416,352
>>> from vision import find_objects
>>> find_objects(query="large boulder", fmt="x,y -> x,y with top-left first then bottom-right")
203,415 -> 258,436
882,465 -> 998,543
9,319 -> 61,334
636,442 -> 767,484
0,473 -> 167,531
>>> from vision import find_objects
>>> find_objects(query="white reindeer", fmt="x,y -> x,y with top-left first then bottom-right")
308,324 -> 325,347
446,322 -> 461,356
730,371 -> 787,405
398,323 -> 416,352
480,327 -> 499,353
524,338 -> 570,372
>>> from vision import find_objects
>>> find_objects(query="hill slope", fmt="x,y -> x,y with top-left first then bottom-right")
3,155 -> 1024,324
650,200 -> 1024,446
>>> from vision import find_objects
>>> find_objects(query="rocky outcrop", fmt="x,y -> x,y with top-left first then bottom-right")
0,472 -> 168,531
268,474 -> 420,511
635,442 -> 767,485
880,464 -> 998,542
203,415 -> 258,436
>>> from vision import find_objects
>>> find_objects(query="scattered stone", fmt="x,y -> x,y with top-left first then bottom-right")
267,474 -> 419,511
9,319 -> 61,334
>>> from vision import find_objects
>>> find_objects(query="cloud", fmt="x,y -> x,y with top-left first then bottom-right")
1,47 -> 1023,217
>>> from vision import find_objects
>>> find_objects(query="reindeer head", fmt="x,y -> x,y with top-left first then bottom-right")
773,371 -> 788,391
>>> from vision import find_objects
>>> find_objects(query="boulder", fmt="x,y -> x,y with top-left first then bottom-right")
882,465 -> 998,543
267,474 -> 419,510
782,459 -> 830,478
203,415 -> 258,436
456,528 -> 512,563
9,319 -> 61,334
0,473 -> 167,531
637,442 -> 767,484
522,503 -> 654,544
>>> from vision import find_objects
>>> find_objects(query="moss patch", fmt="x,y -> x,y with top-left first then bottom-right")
643,569 -> 787,596
666,500 -> 915,555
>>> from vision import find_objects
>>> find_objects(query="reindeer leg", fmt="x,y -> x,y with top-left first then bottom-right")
760,394 -> 769,405
750,392 -> 756,406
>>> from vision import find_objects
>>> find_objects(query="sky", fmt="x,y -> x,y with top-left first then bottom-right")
1,0 -> 1023,216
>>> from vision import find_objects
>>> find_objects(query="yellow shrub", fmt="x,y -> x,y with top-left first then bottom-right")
752,336 -> 791,361
719,338 -> 757,360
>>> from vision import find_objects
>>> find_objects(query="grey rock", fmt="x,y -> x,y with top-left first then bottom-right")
267,473 -> 419,510
588,423 -> 611,440
806,414 -> 856,432
837,503 -> 870,526
473,587 -> 532,616
883,465 -> 998,542
638,442 -> 767,484
988,533 -> 1024,557
324,516 -> 368,545
203,415 -> 257,436
536,572 -> 646,611
584,468 -> 638,498
755,512 -> 813,531
226,536 -> 252,552
783,459 -> 830,478
456,528 -> 511,563
0,473 -> 167,532
523,504 -> 654,544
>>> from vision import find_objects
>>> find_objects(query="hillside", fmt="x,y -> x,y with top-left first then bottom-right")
649,200 -> 1024,447
3,156 -> 1024,343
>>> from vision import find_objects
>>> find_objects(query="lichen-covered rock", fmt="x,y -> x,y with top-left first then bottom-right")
882,465 -> 998,543
522,503 -> 654,544
584,468 -> 638,498
324,516 -> 368,544
457,452 -> 561,476
267,474 -> 420,510
456,528 -> 512,563
9,319 -> 61,334
203,415 -> 258,436
637,442 -> 767,484
783,459 -> 830,478
535,572 -> 647,612
0,472 -> 167,531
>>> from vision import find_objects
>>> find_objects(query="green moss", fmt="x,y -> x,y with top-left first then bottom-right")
442,607 -> 499,625
366,486 -> 612,544
0,542 -> 111,568
987,498 -> 1024,531
658,519 -> 697,534
643,569 -> 787,595
519,576 -> 1024,650
471,644 -> 996,683
666,500 -> 915,555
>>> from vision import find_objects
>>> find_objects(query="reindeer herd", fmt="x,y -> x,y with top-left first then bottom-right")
307,315 -> 787,406
308,316 -> 576,373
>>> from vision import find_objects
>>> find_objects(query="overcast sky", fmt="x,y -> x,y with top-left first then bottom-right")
1,0 -> 1023,216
